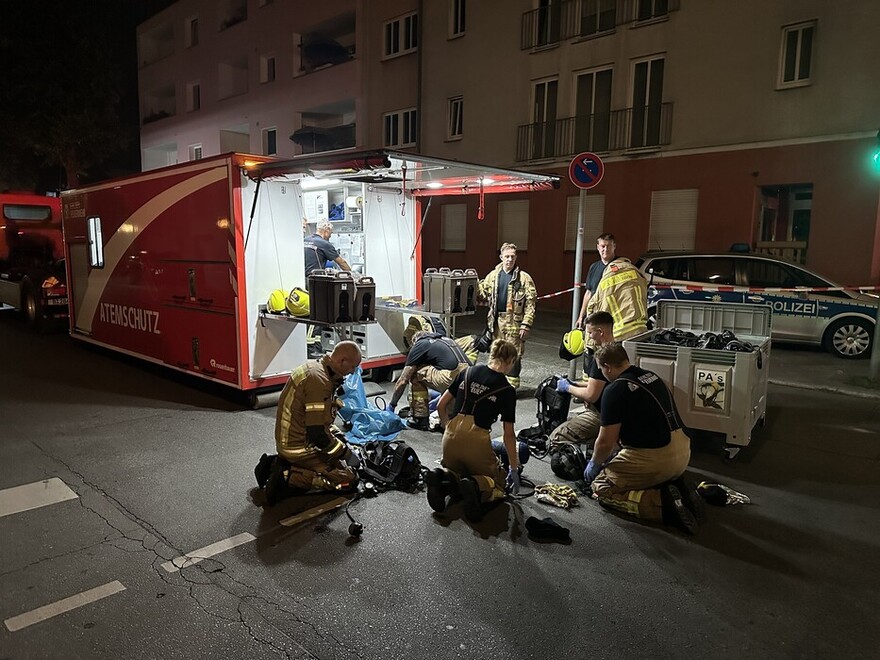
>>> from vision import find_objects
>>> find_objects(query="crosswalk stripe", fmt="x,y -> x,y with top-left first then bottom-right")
160,532 -> 255,573
4,580 -> 126,632
0,478 -> 78,519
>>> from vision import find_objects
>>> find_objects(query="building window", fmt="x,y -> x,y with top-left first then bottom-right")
530,78 -> 558,159
564,194 -> 605,251
384,12 -> 418,58
185,17 -> 199,48
447,96 -> 463,139
574,67 -> 612,152
450,0 -> 466,37
87,216 -> 104,268
648,189 -> 698,251
384,108 -> 418,147
260,54 -> 276,83
188,144 -> 203,161
498,199 -> 530,250
441,204 -> 467,251
630,56 -> 664,148
778,21 -> 815,88
636,0 -> 669,22
186,82 -> 200,112
262,128 -> 277,156
580,0 -> 616,37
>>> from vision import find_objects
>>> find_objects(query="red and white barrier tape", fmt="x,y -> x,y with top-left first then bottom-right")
535,282 -> 879,300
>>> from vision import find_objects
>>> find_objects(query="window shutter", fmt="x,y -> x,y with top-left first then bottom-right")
648,189 -> 698,251
498,199 -> 530,250
441,204 -> 467,251
565,194 -> 605,251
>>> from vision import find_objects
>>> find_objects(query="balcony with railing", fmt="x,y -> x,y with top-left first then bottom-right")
515,102 -> 673,162
520,0 -> 680,50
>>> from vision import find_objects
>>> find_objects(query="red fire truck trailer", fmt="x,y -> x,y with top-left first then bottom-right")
0,191 -> 68,330
60,150 -> 558,401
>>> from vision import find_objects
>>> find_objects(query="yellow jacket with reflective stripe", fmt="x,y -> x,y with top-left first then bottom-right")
588,258 -> 648,340
274,355 -> 346,462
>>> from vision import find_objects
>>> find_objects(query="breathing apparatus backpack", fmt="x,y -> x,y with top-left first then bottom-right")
517,374 -> 572,457
357,440 -> 423,492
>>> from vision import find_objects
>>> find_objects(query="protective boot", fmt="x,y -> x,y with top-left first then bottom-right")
407,416 -> 430,431
426,468 -> 460,513
660,483 -> 699,535
672,476 -> 707,523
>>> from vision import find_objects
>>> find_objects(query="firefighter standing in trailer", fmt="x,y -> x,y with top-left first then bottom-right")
304,219 -> 352,275
425,339 -> 520,522
585,343 -> 704,534
262,341 -> 363,505
386,330 -> 473,431
477,243 -> 537,388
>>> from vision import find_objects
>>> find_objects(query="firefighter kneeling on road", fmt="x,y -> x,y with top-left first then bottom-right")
255,341 -> 363,506
585,343 -> 705,534
424,339 -> 520,522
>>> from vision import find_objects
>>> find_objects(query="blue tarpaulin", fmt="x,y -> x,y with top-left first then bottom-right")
338,367 -> 406,443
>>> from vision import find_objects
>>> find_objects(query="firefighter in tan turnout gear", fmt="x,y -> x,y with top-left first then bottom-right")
585,256 -> 648,344
478,242 -> 537,388
260,341 -> 363,505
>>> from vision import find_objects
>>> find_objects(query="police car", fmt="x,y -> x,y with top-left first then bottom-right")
636,252 -> 877,359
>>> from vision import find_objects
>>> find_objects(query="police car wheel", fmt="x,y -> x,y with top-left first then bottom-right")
823,318 -> 873,360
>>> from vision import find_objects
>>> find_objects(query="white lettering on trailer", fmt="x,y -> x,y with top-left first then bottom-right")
99,303 -> 161,334
209,359 -> 236,373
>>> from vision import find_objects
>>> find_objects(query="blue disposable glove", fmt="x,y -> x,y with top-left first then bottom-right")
506,468 -> 521,496
584,458 -> 602,484
556,378 -> 571,394
385,402 -> 396,413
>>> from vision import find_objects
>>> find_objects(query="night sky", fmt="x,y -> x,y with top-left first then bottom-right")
0,0 -> 176,190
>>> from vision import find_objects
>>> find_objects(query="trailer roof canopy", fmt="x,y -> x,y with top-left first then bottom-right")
243,149 -> 560,197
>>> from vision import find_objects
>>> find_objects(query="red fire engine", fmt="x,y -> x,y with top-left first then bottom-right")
61,151 -> 558,402
0,191 -> 68,329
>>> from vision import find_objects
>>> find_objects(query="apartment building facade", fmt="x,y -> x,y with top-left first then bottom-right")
137,0 -> 880,307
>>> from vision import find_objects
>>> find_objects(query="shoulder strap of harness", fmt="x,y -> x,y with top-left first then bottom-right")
615,375 -> 682,432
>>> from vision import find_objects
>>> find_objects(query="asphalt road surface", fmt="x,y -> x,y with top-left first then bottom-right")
1,313 -> 878,659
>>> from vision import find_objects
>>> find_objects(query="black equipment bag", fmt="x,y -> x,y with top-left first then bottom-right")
357,440 -> 422,491
517,375 -> 572,458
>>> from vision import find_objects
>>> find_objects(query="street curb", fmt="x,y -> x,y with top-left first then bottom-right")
769,379 -> 880,401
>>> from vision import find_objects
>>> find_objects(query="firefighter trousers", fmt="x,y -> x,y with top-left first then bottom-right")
549,405 -> 601,448
285,453 -> 357,492
493,315 -> 525,388
408,363 -> 468,418
591,429 -> 690,522
441,414 -> 506,504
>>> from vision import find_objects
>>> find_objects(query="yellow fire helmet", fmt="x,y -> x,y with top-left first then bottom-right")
559,328 -> 585,361
286,287 -> 310,317
267,289 -> 288,313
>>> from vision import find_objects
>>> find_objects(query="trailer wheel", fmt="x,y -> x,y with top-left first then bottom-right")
21,280 -> 45,332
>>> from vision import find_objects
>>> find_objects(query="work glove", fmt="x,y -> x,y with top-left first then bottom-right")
385,402 -> 396,413
556,378 -> 571,394
344,449 -> 361,469
583,458 -> 602,485
506,468 -> 521,496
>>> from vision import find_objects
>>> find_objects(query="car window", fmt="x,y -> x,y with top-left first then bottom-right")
786,264 -> 854,300
691,258 -> 736,285
743,260 -> 799,288
645,257 -> 688,279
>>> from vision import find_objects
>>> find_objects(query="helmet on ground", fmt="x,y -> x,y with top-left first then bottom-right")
267,289 -> 287,313
550,442 -> 587,481
559,328 -> 585,361
286,287 -> 310,316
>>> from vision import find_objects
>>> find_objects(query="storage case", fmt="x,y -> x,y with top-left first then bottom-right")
423,267 -> 479,314
308,271 -> 376,324
621,300 -> 772,459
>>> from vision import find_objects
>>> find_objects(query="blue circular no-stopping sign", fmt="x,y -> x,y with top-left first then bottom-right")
569,152 -> 605,190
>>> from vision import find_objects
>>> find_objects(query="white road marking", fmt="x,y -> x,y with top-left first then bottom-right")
4,580 -> 126,632
0,478 -> 78,519
160,532 -> 255,573
279,496 -> 349,527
